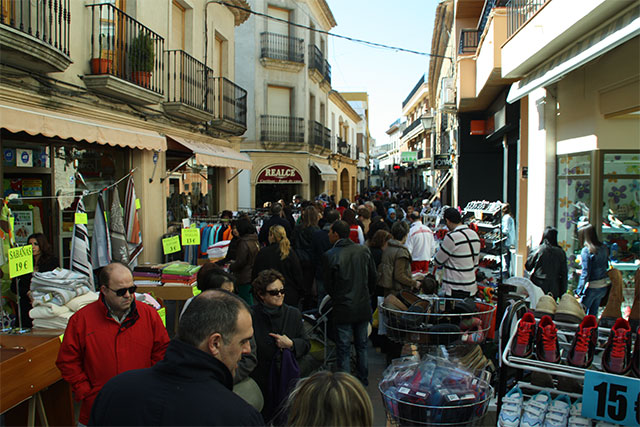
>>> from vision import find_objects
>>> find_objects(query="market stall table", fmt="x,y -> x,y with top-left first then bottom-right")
135,284 -> 198,335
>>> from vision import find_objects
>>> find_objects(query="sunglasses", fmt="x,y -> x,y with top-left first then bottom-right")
107,285 -> 137,297
265,288 -> 286,296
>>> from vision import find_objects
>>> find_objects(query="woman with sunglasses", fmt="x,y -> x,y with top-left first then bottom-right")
10,233 -> 59,328
250,269 -> 310,424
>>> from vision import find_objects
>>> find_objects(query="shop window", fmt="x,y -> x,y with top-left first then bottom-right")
166,165 -> 217,225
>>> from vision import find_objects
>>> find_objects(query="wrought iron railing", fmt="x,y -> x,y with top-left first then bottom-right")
459,28 -> 479,54
308,120 -> 331,149
323,59 -> 331,84
211,77 -> 247,128
401,118 -> 423,138
0,0 -> 70,56
308,44 -> 331,83
261,115 -> 304,142
260,32 -> 304,63
507,0 -> 548,38
87,3 -> 164,94
166,49 -> 213,113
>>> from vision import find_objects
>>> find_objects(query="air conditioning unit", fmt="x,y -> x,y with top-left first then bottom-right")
439,77 -> 456,111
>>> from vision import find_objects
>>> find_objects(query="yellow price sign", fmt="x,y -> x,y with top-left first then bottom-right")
162,235 -> 181,255
135,198 -> 141,210
181,228 -> 201,246
75,213 -> 88,224
158,307 -> 166,327
8,245 -> 34,278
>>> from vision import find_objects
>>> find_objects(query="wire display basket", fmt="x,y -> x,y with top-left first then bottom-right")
381,297 -> 496,346
379,375 -> 493,426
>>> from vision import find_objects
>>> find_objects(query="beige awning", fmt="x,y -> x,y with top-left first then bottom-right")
167,135 -> 252,170
311,161 -> 337,181
0,102 -> 166,151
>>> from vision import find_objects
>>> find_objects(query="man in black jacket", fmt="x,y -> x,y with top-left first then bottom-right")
311,209 -> 340,303
258,203 -> 292,246
89,290 -> 264,426
323,220 -> 377,386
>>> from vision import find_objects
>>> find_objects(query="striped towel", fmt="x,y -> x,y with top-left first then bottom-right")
110,186 -> 130,264
124,175 -> 143,266
69,198 -> 94,289
91,192 -> 111,270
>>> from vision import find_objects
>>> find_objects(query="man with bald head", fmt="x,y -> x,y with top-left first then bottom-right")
89,290 -> 263,426
56,262 -> 169,426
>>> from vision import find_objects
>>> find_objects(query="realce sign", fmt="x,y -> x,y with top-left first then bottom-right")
257,165 -> 304,183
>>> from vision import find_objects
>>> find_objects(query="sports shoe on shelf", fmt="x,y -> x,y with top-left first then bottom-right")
512,312 -> 537,358
602,317 -> 632,375
567,314 -> 598,368
567,398 -> 591,427
497,386 -> 523,427
543,394 -> 571,427
632,326 -> 639,378
536,315 -> 561,363
520,390 -> 552,427
535,294 -> 557,319
555,293 -> 586,324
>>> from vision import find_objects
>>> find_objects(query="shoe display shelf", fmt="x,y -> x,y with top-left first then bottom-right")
501,318 -> 622,383
381,297 -> 496,347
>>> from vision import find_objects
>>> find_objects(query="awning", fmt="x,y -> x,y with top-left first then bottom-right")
0,102 -> 166,150
507,3 -> 640,103
167,135 -> 252,170
311,161 -> 337,181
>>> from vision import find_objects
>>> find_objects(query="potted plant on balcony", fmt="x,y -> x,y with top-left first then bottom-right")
90,34 -> 113,74
129,32 -> 154,87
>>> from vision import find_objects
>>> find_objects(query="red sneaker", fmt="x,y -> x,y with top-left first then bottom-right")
536,315 -> 560,363
567,315 -> 598,368
603,318 -> 632,375
512,312 -> 536,358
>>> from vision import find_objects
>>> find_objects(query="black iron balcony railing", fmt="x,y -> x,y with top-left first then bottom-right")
166,49 -> 213,113
211,76 -> 247,128
507,0 -> 547,38
309,120 -> 331,149
260,32 -> 304,63
308,44 -> 331,83
337,137 -> 351,157
323,59 -> 331,84
261,115 -> 304,142
0,0 -> 70,56
323,125 -> 331,149
459,28 -> 479,54
401,118 -> 423,138
87,3 -> 164,94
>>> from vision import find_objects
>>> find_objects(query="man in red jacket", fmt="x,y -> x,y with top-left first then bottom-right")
56,262 -> 169,426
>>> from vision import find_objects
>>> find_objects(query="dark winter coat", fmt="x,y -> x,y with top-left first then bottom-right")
291,224 -> 319,263
525,241 -> 568,299
323,238 -> 377,324
311,224 -> 332,280
258,215 -> 292,247
230,234 -> 260,285
88,339 -> 264,426
252,243 -> 304,306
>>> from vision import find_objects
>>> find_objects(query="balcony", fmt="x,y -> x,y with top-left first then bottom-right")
507,0 -> 548,38
0,0 -> 71,73
261,115 -> 304,143
308,44 -> 331,89
163,50 -> 213,123
260,32 -> 304,72
309,120 -> 331,150
210,77 -> 247,135
337,137 -> 351,158
84,3 -> 164,105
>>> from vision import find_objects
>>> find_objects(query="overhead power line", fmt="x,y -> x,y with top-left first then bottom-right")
214,0 -> 452,59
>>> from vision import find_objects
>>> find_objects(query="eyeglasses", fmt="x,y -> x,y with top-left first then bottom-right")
265,288 -> 285,296
106,285 -> 137,297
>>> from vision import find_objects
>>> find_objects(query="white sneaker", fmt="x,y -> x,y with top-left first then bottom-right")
543,411 -> 568,427
520,390 -> 552,427
544,394 -> 571,426
498,386 -> 523,427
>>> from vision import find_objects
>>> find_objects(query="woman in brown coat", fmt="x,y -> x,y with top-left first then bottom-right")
230,217 -> 260,305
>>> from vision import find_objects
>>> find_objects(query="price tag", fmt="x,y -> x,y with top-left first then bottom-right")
75,213 -> 88,224
181,228 -> 200,246
583,370 -> 640,426
135,198 -> 141,210
193,287 -> 202,297
162,235 -> 181,255
8,245 -> 34,278
157,307 -> 166,327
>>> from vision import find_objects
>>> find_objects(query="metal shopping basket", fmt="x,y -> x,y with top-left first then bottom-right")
381,297 -> 496,346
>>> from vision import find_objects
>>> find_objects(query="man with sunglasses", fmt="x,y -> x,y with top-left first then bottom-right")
56,262 -> 169,426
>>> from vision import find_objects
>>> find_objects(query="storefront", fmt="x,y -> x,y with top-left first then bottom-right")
255,164 -> 304,208
329,154 -> 357,202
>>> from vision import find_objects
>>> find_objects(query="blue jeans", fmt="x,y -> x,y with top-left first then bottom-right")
335,320 -> 369,386
582,286 -> 608,316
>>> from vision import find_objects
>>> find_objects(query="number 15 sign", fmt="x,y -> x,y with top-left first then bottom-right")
583,370 -> 640,426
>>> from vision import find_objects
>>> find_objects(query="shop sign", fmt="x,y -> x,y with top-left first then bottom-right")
257,165 -> 303,183
401,151 -> 418,163
434,154 -> 453,170
582,370 -> 639,426
16,149 -> 32,167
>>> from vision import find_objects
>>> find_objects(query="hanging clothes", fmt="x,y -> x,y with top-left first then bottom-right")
70,197 -> 94,289
91,192 -> 111,270
124,175 -> 143,266
109,187 -> 130,264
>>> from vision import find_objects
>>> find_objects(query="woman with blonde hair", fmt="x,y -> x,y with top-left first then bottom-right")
285,371 -> 373,426
252,225 -> 304,307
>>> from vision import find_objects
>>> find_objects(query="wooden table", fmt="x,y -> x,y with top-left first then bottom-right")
0,331 -> 74,426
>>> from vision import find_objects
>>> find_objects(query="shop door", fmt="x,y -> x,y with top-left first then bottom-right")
340,169 -> 349,201
256,184 -> 299,208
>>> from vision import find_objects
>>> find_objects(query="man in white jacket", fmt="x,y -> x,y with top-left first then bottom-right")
405,212 -> 436,272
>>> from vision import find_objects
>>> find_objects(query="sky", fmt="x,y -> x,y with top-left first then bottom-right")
325,0 -> 439,148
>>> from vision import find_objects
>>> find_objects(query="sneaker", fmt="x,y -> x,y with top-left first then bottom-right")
555,293 -> 586,324
535,294 -> 557,319
567,314 -> 598,368
536,315 -> 560,363
512,312 -> 537,358
632,326 -> 639,378
520,390 -> 552,427
602,317 -> 632,375
544,394 -> 571,426
568,398 -> 591,427
497,386 -> 523,427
